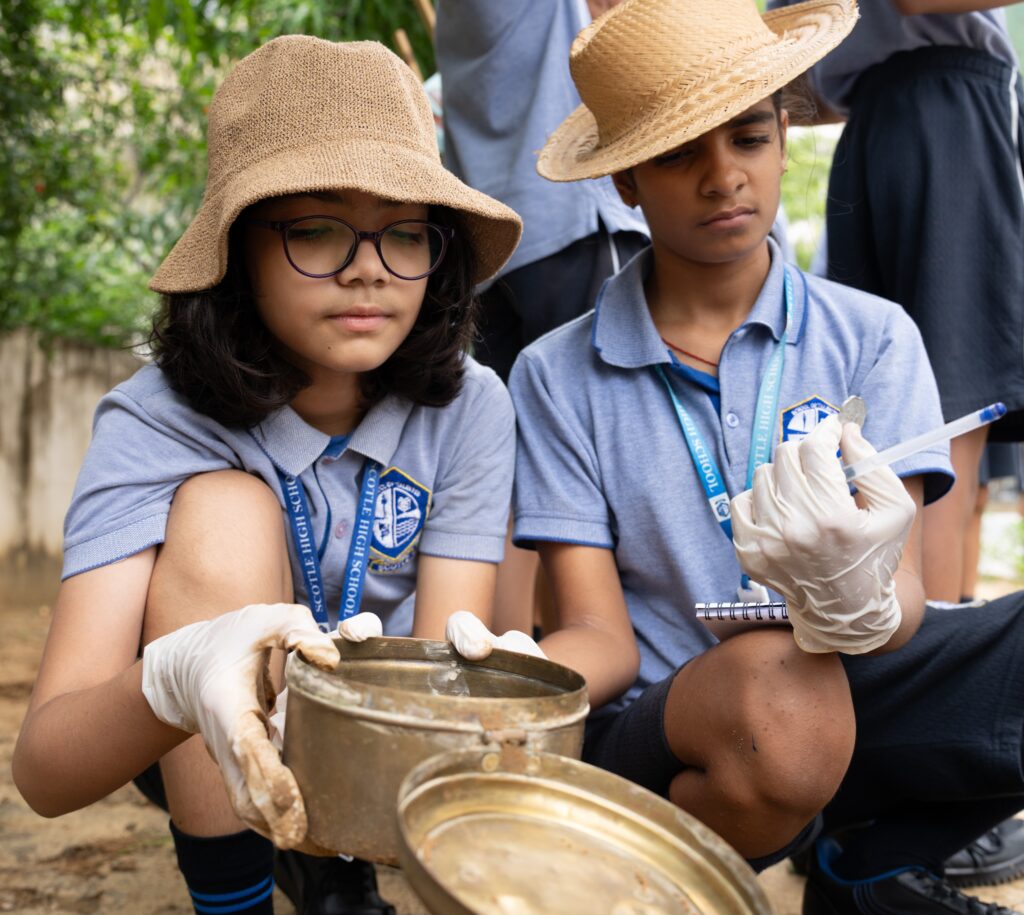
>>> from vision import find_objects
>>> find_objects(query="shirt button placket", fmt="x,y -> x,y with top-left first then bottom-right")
721,406 -> 744,482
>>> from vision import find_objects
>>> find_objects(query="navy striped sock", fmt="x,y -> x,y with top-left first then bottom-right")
169,821 -> 275,914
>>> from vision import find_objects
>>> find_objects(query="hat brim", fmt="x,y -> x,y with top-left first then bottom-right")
537,0 -> 858,182
151,138 -> 523,293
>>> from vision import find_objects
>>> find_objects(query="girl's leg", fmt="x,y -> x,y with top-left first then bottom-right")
664,629 -> 855,861
143,470 -> 291,913
143,470 -> 292,835
923,426 -> 989,602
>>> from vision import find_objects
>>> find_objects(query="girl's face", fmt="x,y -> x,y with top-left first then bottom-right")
244,189 -> 429,383
613,99 -> 787,268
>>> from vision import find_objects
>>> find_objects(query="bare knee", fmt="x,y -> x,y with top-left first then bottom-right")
669,632 -> 855,834
145,470 -> 291,639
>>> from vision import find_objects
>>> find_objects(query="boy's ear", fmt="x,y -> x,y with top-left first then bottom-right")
611,169 -> 638,208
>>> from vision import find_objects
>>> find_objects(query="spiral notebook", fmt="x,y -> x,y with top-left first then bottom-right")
694,601 -> 791,633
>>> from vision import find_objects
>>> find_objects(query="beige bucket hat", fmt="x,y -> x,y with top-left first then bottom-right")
538,0 -> 858,182
151,36 -> 523,292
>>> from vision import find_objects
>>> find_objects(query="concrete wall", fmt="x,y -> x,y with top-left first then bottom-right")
0,330 -> 142,565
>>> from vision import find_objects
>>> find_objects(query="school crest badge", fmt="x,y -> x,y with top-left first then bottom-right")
370,467 -> 431,574
780,396 -> 839,443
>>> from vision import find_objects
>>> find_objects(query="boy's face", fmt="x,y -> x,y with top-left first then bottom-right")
612,99 -> 787,267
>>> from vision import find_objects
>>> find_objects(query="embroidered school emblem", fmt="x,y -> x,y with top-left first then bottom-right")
370,467 -> 431,573
780,396 -> 839,443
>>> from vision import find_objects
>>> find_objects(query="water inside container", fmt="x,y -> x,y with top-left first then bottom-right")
338,658 -> 567,699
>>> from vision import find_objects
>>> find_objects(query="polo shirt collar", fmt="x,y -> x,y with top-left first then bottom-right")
252,394 -> 414,477
591,237 -> 804,370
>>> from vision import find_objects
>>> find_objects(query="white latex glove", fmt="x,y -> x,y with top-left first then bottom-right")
337,611 -> 383,642
445,610 -> 547,660
141,603 -> 339,848
730,415 -> 916,654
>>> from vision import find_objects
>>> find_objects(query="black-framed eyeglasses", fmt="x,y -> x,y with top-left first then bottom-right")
247,215 -> 454,281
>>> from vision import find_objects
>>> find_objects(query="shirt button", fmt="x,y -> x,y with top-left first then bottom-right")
334,520 -> 349,539
725,412 -> 740,428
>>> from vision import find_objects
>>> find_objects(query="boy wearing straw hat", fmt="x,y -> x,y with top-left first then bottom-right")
501,0 -> 1024,912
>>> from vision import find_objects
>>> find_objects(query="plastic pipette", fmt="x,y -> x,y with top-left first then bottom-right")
842,402 -> 1007,483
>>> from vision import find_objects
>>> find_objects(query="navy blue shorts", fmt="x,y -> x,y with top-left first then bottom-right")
583,593 -> 1024,869
830,594 -> 1024,828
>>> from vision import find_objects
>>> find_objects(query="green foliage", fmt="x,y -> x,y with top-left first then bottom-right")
0,1 -> 434,347
780,125 -> 839,271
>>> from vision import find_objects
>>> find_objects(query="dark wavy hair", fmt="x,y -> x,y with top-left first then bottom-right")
149,205 -> 478,429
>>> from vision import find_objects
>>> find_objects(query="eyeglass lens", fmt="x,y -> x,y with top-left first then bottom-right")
284,218 -> 445,279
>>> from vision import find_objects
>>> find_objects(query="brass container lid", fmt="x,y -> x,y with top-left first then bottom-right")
396,747 -> 772,915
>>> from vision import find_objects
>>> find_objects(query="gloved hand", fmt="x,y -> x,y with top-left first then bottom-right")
141,603 -> 339,848
337,611 -> 383,642
338,609 -> 545,659
730,415 -> 916,654
445,610 -> 547,660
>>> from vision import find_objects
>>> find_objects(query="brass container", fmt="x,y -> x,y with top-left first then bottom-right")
283,637 -> 588,865
396,747 -> 772,915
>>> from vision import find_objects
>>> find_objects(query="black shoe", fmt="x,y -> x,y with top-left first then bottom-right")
803,839 -> 1021,914
945,819 -> 1024,888
274,851 -> 396,915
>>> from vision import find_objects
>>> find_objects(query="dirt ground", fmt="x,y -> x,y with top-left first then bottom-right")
3,551 -> 1024,914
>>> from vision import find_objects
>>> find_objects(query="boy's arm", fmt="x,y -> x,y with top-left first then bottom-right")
535,543 -> 641,710
865,474 -> 926,653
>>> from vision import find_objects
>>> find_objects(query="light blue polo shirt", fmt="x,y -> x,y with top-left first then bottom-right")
768,0 -> 1016,113
435,0 -> 648,276
509,239 -> 954,718
63,358 -> 515,636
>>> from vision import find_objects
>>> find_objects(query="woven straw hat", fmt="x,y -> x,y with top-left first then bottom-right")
151,36 -> 522,292
538,0 -> 858,182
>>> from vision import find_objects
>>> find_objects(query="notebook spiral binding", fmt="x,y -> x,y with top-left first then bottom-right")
694,601 -> 789,621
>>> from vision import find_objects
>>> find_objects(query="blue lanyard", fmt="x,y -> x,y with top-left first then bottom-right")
655,267 -> 796,554
278,460 -> 380,633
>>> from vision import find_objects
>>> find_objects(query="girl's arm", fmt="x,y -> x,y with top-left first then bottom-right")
412,554 -> 499,640
16,546 -> 339,848
12,549 -> 187,816
534,543 -> 641,710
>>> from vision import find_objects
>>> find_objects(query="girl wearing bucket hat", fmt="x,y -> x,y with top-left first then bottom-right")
13,35 -> 527,915
501,0 -> 1024,912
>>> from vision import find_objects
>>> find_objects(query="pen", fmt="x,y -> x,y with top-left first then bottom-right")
842,402 -> 1007,483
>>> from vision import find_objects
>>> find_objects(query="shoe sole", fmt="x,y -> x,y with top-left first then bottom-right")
945,856 -> 1024,889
